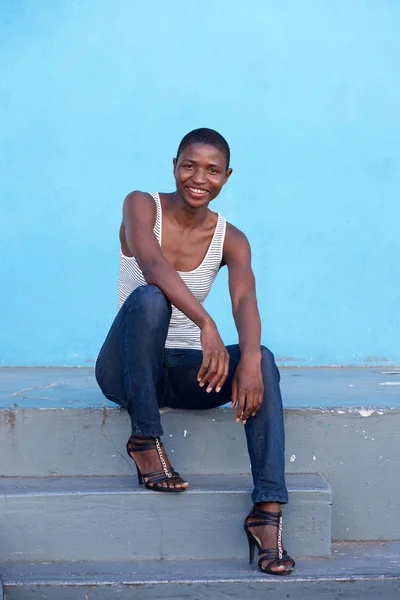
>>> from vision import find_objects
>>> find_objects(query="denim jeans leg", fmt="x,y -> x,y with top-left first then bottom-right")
163,344 -> 288,505
96,285 -> 171,437
245,346 -> 288,505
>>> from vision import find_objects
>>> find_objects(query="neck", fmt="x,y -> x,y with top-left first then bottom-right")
167,191 -> 209,228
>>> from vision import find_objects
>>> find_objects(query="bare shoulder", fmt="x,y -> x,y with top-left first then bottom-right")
222,222 -> 252,266
225,222 -> 251,251
123,190 -> 157,221
120,192 -> 158,253
124,190 -> 155,208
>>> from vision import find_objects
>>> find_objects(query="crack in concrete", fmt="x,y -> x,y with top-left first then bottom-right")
99,412 -> 133,472
11,381 -> 62,399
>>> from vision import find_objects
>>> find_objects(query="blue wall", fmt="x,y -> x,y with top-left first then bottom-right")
1,1 -> 399,366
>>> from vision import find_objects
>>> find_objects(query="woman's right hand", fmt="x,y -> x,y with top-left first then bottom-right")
197,320 -> 230,393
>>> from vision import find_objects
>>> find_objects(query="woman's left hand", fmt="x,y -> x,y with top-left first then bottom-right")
231,354 -> 264,424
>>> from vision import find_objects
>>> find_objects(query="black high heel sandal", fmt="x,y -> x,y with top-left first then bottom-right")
126,434 -> 187,493
244,505 -> 295,575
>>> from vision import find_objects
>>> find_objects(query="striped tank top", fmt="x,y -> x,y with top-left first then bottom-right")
117,192 -> 227,350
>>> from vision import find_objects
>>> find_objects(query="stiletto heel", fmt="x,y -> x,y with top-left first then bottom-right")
126,434 -> 187,493
136,465 -> 143,485
245,530 -> 256,564
244,506 -> 295,576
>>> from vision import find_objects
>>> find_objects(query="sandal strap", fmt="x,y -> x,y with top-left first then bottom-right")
258,555 -> 278,568
246,508 -> 281,528
281,551 -> 295,565
251,507 -> 281,517
145,470 -> 183,486
245,505 -> 285,561
246,519 -> 278,528
127,435 -> 181,483
258,547 -> 282,556
141,466 -> 177,479
127,437 -> 163,452
259,553 -> 295,569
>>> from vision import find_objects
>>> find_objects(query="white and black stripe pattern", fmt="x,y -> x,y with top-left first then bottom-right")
117,192 -> 226,350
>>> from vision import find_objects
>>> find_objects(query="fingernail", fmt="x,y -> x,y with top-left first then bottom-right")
206,387 -> 212,393
242,420 -> 247,425
236,418 -> 240,423
199,383 -> 204,387
216,387 -> 221,393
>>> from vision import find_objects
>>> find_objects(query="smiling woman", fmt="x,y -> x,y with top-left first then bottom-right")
169,134 -> 229,215
95,128 -> 295,576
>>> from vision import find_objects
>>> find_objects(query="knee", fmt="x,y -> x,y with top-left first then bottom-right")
261,346 -> 281,390
260,345 -> 279,380
261,345 -> 276,364
124,285 -> 171,321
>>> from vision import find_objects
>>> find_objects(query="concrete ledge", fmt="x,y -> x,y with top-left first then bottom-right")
1,542 -> 400,600
0,474 -> 331,562
2,366 -> 400,409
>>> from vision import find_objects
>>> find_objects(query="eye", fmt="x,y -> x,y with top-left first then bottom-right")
182,163 -> 193,169
209,167 -> 218,174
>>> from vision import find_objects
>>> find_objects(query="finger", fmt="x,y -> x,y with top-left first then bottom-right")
216,353 -> 230,393
231,378 -> 238,408
210,353 -> 228,393
258,388 -> 264,409
252,390 -> 264,417
197,353 -> 211,383
206,353 -> 225,393
200,354 -> 218,388
242,391 -> 255,424
235,389 -> 246,422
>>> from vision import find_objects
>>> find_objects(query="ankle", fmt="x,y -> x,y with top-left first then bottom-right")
256,501 -> 281,513
130,433 -> 155,443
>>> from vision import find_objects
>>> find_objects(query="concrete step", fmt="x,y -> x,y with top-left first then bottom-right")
1,542 -> 399,600
0,474 -> 331,562
2,366 -> 400,543
1,405 -> 399,544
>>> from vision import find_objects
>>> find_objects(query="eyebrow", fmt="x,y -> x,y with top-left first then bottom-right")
182,159 -> 221,168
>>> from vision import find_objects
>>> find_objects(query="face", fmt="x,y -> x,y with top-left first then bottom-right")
173,143 -> 232,207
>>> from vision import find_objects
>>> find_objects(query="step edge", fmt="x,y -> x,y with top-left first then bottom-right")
3,574 -> 400,587
0,489 -> 332,498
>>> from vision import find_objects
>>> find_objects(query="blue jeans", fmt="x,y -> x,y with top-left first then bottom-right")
95,285 -> 288,504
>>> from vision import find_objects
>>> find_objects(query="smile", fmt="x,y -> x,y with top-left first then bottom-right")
187,187 -> 208,196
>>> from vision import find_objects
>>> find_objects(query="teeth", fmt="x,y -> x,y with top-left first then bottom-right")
189,188 -> 207,194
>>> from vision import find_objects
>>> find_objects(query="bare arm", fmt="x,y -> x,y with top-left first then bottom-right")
123,191 -> 213,328
123,191 -> 229,391
223,224 -> 264,423
224,224 -> 262,358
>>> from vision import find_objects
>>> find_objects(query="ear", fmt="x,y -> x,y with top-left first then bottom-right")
172,157 -> 177,176
224,168 -> 233,184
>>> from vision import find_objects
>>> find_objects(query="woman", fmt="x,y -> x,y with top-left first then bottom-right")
95,128 -> 295,575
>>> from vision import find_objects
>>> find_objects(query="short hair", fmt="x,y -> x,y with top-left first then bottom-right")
176,128 -> 230,169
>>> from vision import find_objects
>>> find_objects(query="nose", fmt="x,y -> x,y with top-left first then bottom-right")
191,167 -> 207,185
